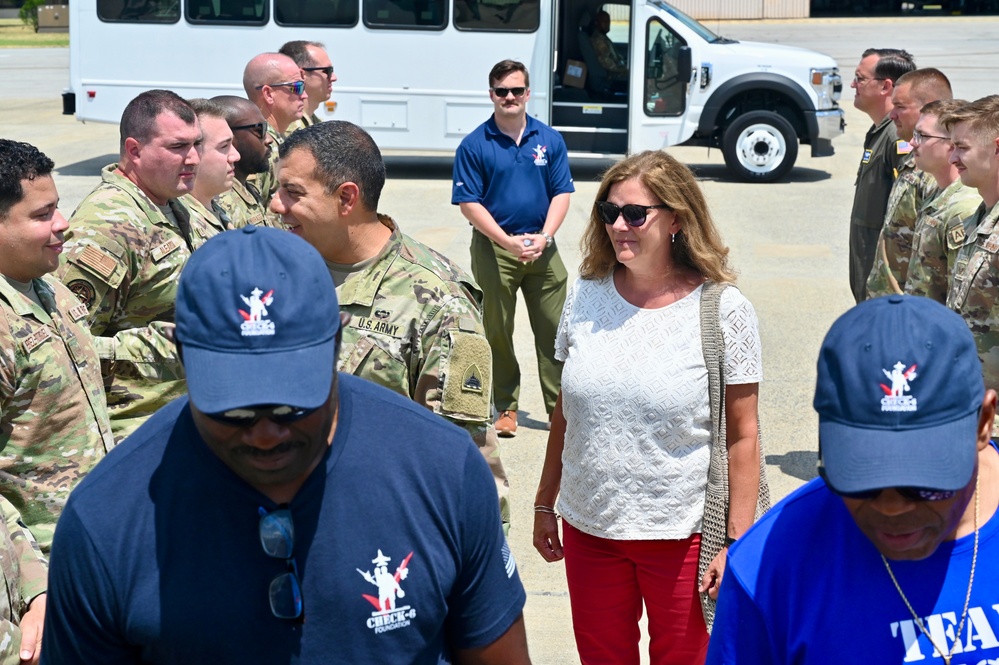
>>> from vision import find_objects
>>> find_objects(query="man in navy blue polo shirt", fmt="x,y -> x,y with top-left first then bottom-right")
452,59 -> 575,437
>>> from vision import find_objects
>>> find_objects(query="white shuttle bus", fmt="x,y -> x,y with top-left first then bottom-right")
64,0 -> 845,181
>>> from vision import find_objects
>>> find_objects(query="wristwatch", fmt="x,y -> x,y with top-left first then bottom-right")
540,231 -> 554,248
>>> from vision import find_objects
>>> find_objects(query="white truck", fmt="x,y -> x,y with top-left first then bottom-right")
63,0 -> 844,182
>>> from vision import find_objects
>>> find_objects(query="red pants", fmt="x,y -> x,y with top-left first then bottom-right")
562,521 -> 708,665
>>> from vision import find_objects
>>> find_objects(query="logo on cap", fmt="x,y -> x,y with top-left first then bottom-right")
239,287 -> 275,337
880,361 -> 918,412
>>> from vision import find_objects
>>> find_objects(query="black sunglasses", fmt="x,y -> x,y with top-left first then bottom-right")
259,507 -> 303,620
492,86 -> 527,98
205,404 -> 317,428
832,486 -> 959,502
230,121 -> 268,140
303,65 -> 335,78
255,80 -> 306,96
595,201 -> 672,227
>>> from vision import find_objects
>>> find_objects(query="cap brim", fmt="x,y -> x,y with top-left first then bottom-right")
819,409 -> 979,493
182,338 -> 337,414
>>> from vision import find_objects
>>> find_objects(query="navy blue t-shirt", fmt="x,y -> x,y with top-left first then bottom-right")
452,114 -> 575,235
707,452 -> 999,665
42,374 -> 526,664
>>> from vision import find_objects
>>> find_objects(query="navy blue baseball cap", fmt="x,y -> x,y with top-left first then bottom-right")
175,226 -> 340,414
814,295 -> 984,494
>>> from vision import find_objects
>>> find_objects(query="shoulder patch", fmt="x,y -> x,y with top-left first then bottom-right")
79,245 -> 118,280
68,303 -> 89,322
862,149 -> 872,164
66,280 -> 96,310
948,226 -> 966,246
896,140 -> 913,155
22,327 -> 52,354
983,233 -> 999,254
462,364 -> 484,393
151,238 -> 184,262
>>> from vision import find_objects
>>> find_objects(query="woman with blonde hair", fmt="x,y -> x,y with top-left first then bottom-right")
533,150 -> 763,664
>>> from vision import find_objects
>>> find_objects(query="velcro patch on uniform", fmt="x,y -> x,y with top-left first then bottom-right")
896,140 -> 913,155
862,149 -> 873,164
948,226 -> 966,246
442,330 -> 491,420
351,316 -> 402,337
151,238 -> 183,262
984,234 -> 999,253
66,280 -> 96,310
22,327 -> 51,354
462,364 -> 484,393
79,245 -> 118,279
68,303 -> 89,321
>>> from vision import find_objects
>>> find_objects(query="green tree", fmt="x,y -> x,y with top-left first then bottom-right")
19,0 -> 47,32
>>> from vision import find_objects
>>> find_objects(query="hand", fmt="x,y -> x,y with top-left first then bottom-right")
698,547 -> 728,600
19,593 -> 45,665
516,234 -> 545,263
533,512 -> 564,562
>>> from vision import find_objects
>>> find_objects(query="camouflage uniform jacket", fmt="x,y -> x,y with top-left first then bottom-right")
948,201 -> 999,392
865,154 -> 934,298
179,194 -> 229,242
217,179 -> 268,229
0,275 -> 113,550
246,125 -> 284,211
285,112 -> 321,135
336,217 -> 509,522
55,164 -> 216,442
0,495 -> 47,665
905,179 -> 983,304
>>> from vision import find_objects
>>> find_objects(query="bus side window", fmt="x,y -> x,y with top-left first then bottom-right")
454,0 -> 539,31
98,0 -> 180,22
275,0 -> 359,26
363,0 -> 447,29
187,0 -> 266,24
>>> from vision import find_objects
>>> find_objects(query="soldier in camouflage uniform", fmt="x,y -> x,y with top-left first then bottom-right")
272,121 -> 511,526
0,140 -> 114,554
55,91 -> 220,443
865,68 -> 952,298
182,98 -> 241,231
243,53 -> 306,221
944,97 -> 999,411
280,40 -> 336,133
0,495 -> 47,665
212,95 -> 276,229
905,99 -> 982,304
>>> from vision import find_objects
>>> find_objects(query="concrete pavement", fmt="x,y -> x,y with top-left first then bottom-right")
3,17 -> 999,663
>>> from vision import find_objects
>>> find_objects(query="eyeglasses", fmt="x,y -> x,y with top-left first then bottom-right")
255,80 -> 306,96
911,130 -> 950,145
832,486 -> 958,502
853,74 -> 885,85
595,201 -> 672,227
259,507 -> 303,620
230,121 -> 268,140
303,65 -> 335,79
205,404 -> 318,428
491,87 -> 527,98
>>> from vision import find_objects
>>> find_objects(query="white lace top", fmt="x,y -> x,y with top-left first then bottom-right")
554,277 -> 763,540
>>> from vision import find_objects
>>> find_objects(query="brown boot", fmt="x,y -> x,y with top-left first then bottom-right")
495,410 -> 517,437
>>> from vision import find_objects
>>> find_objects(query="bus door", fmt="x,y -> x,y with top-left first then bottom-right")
628,5 -> 693,153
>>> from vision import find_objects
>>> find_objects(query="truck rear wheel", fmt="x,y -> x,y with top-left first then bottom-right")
721,111 -> 798,183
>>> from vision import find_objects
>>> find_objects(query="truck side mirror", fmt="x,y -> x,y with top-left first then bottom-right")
677,46 -> 692,81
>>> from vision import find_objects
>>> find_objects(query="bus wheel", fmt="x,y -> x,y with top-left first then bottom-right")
721,111 -> 798,183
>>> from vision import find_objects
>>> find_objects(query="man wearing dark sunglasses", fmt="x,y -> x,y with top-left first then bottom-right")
452,59 -> 574,438
242,52 -> 307,219
707,295 -> 999,665
212,95 -> 280,229
280,40 -> 336,132
42,227 -> 531,665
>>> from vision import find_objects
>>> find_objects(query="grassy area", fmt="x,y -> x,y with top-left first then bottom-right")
0,17 -> 68,47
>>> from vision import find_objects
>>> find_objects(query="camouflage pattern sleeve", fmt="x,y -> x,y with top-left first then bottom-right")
218,180 -> 268,229
865,162 -> 927,299
1,496 -> 47,609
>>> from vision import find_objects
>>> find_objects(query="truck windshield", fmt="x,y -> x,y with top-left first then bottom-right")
648,0 -> 735,44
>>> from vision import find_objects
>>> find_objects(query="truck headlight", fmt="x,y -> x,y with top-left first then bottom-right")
810,68 -> 841,108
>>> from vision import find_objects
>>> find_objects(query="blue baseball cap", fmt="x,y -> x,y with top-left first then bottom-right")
175,226 -> 340,414
814,295 -> 984,494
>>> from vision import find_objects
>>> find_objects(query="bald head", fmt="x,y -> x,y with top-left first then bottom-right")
242,52 -> 306,134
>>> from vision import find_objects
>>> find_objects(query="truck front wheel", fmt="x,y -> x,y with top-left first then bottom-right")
721,111 -> 798,183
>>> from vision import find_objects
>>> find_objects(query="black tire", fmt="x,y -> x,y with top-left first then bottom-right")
721,110 -> 798,183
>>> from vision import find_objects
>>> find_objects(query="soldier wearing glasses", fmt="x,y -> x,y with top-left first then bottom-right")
707,295 -> 999,665
847,48 -> 915,303
41,227 -> 530,665
56,90 -> 217,443
212,95 -> 281,229
242,52 -> 307,215
280,40 -> 337,132
452,59 -> 574,437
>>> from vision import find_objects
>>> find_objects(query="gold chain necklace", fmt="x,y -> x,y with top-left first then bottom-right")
881,473 -> 979,665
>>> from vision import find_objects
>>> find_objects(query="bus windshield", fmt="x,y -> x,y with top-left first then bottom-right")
648,0 -> 734,43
